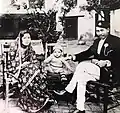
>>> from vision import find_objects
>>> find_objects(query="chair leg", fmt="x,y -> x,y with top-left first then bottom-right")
96,86 -> 100,102
103,87 -> 108,113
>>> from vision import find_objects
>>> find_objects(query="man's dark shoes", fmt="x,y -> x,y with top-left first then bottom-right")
73,109 -> 85,113
53,90 -> 66,95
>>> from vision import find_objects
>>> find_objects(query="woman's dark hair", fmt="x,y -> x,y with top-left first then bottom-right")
19,30 -> 31,48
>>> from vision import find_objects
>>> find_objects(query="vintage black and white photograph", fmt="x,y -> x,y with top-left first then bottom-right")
0,0 -> 120,113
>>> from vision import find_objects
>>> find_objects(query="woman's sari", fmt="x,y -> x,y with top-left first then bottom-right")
7,37 -> 50,112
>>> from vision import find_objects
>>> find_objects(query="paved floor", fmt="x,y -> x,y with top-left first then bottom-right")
0,98 -> 25,113
1,97 -> 120,113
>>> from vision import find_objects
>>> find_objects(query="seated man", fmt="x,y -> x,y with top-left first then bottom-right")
54,21 -> 120,113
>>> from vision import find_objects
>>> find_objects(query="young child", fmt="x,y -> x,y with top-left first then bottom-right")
44,45 -> 73,81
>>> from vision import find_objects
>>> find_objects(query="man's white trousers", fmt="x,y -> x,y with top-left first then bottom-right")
65,61 -> 100,111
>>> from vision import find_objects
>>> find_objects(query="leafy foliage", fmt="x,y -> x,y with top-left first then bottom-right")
85,0 -> 120,11
29,0 -> 45,9
62,0 -> 77,14
20,10 -> 59,43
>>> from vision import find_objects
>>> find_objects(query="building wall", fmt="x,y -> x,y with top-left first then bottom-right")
78,11 -> 95,41
0,0 -> 11,13
0,0 -> 29,14
110,9 -> 120,38
0,0 -> 96,40
45,0 -> 55,11
62,0 -> 95,40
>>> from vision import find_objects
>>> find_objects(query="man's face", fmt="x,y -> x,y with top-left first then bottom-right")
96,27 -> 109,39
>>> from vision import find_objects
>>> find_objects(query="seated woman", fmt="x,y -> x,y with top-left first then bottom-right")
43,44 -> 73,81
7,30 -> 50,112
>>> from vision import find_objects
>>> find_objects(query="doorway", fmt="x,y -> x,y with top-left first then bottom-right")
64,16 -> 78,40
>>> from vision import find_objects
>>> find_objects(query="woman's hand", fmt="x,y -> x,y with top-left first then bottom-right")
21,61 -> 30,67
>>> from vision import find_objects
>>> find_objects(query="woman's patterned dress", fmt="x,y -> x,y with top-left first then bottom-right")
7,41 -> 50,112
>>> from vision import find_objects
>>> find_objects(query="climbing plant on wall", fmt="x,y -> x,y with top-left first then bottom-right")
21,0 -> 59,43
19,10 -> 58,43
62,0 -> 77,14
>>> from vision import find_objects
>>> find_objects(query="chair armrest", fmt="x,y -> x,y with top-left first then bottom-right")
88,80 -> 110,88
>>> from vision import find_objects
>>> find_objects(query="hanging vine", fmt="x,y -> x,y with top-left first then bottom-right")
61,0 -> 77,14
83,0 -> 120,12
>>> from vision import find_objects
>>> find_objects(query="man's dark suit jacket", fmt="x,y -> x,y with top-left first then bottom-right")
75,34 -> 120,84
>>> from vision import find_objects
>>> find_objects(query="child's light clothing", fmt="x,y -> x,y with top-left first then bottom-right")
44,54 -> 73,75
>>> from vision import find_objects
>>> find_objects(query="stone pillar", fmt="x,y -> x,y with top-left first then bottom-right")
0,0 -> 29,14
55,0 -> 64,31
78,10 -> 96,42
0,0 -> 2,13
77,0 -> 88,6
45,0 -> 55,11
0,0 -> 11,13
